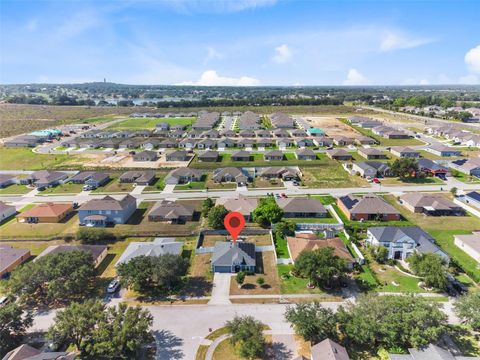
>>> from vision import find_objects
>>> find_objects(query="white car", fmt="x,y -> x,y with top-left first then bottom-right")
107,279 -> 120,294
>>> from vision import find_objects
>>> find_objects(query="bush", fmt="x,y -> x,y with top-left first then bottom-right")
76,228 -> 116,244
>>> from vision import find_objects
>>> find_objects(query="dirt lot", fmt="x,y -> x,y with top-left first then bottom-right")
82,151 -> 192,169
303,116 -> 362,138
202,234 -> 272,247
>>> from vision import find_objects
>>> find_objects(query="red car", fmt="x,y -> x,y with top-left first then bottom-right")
373,178 -> 380,184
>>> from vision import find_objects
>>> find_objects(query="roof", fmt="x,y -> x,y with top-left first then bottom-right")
418,159 -> 449,172
166,168 -> 203,179
264,150 -> 284,157
454,232 -> 480,255
167,150 -> 188,158
327,149 -> 352,157
466,191 -> 480,202
148,200 -> 195,219
79,194 -> 136,211
296,148 -> 316,156
30,170 -> 67,184
119,170 -> 155,183
339,194 -> 400,216
116,238 -> 183,266
400,193 -> 461,211
198,150 -> 219,159
0,174 -> 15,184
19,203 -> 71,218
258,166 -> 298,177
287,236 -> 353,262
3,344 -> 42,360
276,197 -> 327,215
216,196 -> 258,216
231,150 -> 251,158
311,338 -> 351,360
0,201 -> 15,214
36,245 -> 107,262
355,161 -> 390,172
211,242 -> 256,267
391,146 -> 419,154
388,343 -> 480,360
70,171 -> 109,183
359,148 -> 385,156
0,245 -> 30,274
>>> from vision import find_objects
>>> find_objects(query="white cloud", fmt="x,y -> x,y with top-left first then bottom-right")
162,0 -> 277,14
342,68 -> 368,85
465,45 -> 480,74
379,31 -> 433,52
459,74 -> 479,85
272,44 -> 292,64
177,70 -> 260,86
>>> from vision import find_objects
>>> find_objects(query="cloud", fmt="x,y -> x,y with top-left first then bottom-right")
204,46 -> 223,64
342,68 -> 368,85
459,74 -> 479,85
379,31 -> 433,52
419,79 -> 430,85
272,44 -> 292,64
161,0 -> 277,14
177,70 -> 260,86
465,45 -> 480,74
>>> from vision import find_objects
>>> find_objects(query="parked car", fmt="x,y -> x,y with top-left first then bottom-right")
107,279 -> 121,294
373,178 -> 380,184
281,193 -> 287,198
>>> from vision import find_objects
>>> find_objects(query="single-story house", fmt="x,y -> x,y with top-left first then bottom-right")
216,196 -> 258,220
237,139 -> 255,148
295,149 -> 316,161
0,201 -> 16,222
197,139 -> 216,150
450,158 -> 480,177
355,136 -> 376,145
239,130 -> 255,138
388,343 -> 476,360
159,139 -> 178,148
337,194 -> 400,221
198,150 -> 219,162
116,238 -> 183,266
332,136 -> 355,146
141,139 -> 161,150
390,147 -> 420,158
309,338 -> 351,360
255,130 -> 271,138
417,159 -> 450,177
295,138 -> 315,148
454,232 -> 480,263
69,171 -> 110,188
257,139 -> 275,148
351,162 -> 391,178
0,174 -> 15,188
20,170 -> 68,189
147,200 -> 195,223
78,194 -> 137,227
358,148 -> 387,160
2,344 -> 76,359
213,167 -> 249,185
165,168 -> 203,185
306,127 -> 325,137
464,191 -> 480,208
36,245 -> 108,268
399,193 -> 465,216
426,145 -> 462,157
231,150 -> 251,161
0,245 -> 30,278
166,150 -> 189,162
326,149 -> 353,161
264,150 -> 284,161
119,170 -> 156,185
211,242 -> 256,273
277,139 -> 294,148
366,226 -> 448,262
273,129 -> 291,138
257,166 -> 300,181
17,202 -> 73,223
313,136 -> 334,147
277,197 -> 327,218
217,138 -> 236,148
155,122 -> 170,131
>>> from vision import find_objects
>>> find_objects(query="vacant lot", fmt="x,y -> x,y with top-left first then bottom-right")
301,162 -> 368,188
202,234 -> 272,247
106,117 -> 195,130
304,116 -> 362,138
0,147 -> 87,170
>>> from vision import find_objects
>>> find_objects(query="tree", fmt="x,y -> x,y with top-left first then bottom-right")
117,254 -> 189,293
252,197 -> 283,226
450,187 -> 458,197
336,294 -> 447,349
367,245 -> 388,264
77,227 -> 116,244
389,158 -> 419,179
201,198 -> 215,218
236,271 -> 246,288
274,220 -> 295,238
0,303 -> 33,357
208,205 -> 229,229
284,302 -> 337,344
294,247 -> 348,288
454,291 -> 480,330
408,253 -> 448,290
8,250 -> 95,306
226,315 -> 265,359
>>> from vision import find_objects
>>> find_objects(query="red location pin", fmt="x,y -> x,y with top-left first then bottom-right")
224,211 -> 245,243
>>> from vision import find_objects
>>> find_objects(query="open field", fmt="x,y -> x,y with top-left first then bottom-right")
0,147 -> 87,170
303,116 -> 362,138
300,163 -> 368,188
106,117 -> 195,130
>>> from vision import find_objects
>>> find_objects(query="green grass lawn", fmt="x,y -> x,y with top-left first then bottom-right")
92,177 -> 134,193
300,162 -> 368,189
277,264 -> 324,294
0,148 -> 85,170
106,117 -> 195,130
175,180 -> 206,190
40,183 -> 85,195
452,171 -> 480,184
312,195 -> 337,205
144,176 -> 167,192
380,176 -> 444,186
273,232 -> 290,258
418,150 -> 464,161
0,184 -> 31,195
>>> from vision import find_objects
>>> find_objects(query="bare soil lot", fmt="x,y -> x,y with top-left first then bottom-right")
303,116 -> 362,138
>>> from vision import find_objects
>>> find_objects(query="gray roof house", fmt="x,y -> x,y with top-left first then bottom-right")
198,150 -> 219,162
276,197 -> 328,218
119,170 -> 156,185
166,150 -> 189,161
19,170 -> 68,189
213,167 -> 249,185
264,150 -> 284,161
338,194 -> 401,221
231,150 -> 251,161
116,238 -> 183,266
257,166 -> 300,180
390,147 -> 420,158
308,338 -> 350,360
351,161 -> 391,178
455,231 -> 480,263
327,149 -> 353,161
36,244 -> 107,268
0,245 -> 30,278
451,158 -> 480,177
400,193 -> 465,216
78,194 -> 137,227
388,343 -> 479,360
133,150 -> 158,162
0,201 -> 16,223
211,242 -> 256,273
216,196 -> 258,219
147,201 -> 195,223
0,174 -> 15,188
367,226 -> 449,262
165,168 -> 203,185
358,147 -> 387,160
69,171 -> 110,187
426,145 -> 462,157
296,148 -> 316,161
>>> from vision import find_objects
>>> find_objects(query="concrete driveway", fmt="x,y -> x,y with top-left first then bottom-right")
208,273 -> 232,305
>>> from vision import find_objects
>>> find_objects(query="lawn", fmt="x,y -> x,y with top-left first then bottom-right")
205,173 -> 237,190
40,182 -> 85,195
273,232 -> 290,259
452,171 -> 480,184
230,251 -> 281,295
300,162 -> 368,189
175,178 -> 206,191
418,150 -> 464,161
0,148 -> 85,170
92,177 -> 135,193
277,264 -> 324,294
202,234 -> 272,247
212,335 -> 273,360
380,176 -> 444,186
106,117 -> 195,130
0,184 -> 31,195
371,262 -> 425,293
142,172 -> 168,192
249,177 -> 285,189
0,240 -> 54,256
287,210 -> 339,224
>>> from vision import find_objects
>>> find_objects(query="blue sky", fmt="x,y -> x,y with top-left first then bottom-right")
1,0 -> 479,85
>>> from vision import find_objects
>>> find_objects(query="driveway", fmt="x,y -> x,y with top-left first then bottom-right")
208,273 -> 232,305
130,185 -> 146,195
162,184 -> 176,194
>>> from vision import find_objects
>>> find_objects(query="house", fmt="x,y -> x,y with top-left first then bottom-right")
287,234 -> 354,268
0,174 -> 15,188
273,128 -> 291,138
238,111 -> 261,130
133,150 -> 158,161
0,201 -> 16,222
141,139 -> 161,150
290,129 -> 307,137
387,343 -> 478,360
277,197 -> 327,218
326,149 -> 352,161
237,138 -> 255,148
2,344 -> 76,360
159,139 -> 178,148
116,238 -> 183,266
313,136 -> 333,147
78,194 -> 137,227
197,139 -> 216,150
69,171 -> 110,188
455,232 -> 480,263
119,139 -> 140,149
355,136 -> 376,145
417,159 -> 450,177
390,147 -> 420,158
36,245 -> 108,268
178,138 -> 197,150
147,200 -> 195,223
257,166 -> 300,181
192,112 -> 220,130
239,130 -> 256,138
426,145 -> 462,157
296,149 -> 316,161
310,338 -> 350,360
216,196 -> 258,220
295,138 -> 315,148
231,150 -> 251,161
198,150 -> 219,162
257,138 -> 275,148
332,136 -> 355,146
213,167 -> 249,185
217,138 -> 236,149
351,162 -> 391,178
17,203 -> 73,223
0,245 -> 30,278
221,130 -> 236,138
169,129 -> 185,138
306,128 -> 325,137
119,170 -> 156,185
166,150 -> 189,162
337,194 -> 401,221
255,129 -> 271,138
358,148 -> 387,160
165,168 -> 203,185
399,193 -> 465,216
171,124 -> 187,131
155,122 -> 170,131
366,227 -> 448,261
270,112 -> 295,128
264,150 -> 284,161
20,170 -> 68,189
202,129 -> 220,138
451,158 -> 480,177
211,242 -> 256,273
464,191 -> 480,208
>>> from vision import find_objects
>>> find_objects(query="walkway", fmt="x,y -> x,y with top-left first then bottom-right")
208,273 -> 232,305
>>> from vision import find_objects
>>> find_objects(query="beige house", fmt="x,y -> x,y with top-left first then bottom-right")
454,232 -> 480,263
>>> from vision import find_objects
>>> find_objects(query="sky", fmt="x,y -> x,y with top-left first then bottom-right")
0,0 -> 479,86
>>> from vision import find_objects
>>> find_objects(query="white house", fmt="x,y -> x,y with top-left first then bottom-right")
454,232 -> 480,263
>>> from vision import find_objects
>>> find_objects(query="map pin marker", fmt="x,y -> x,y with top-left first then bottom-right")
224,211 -> 245,243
